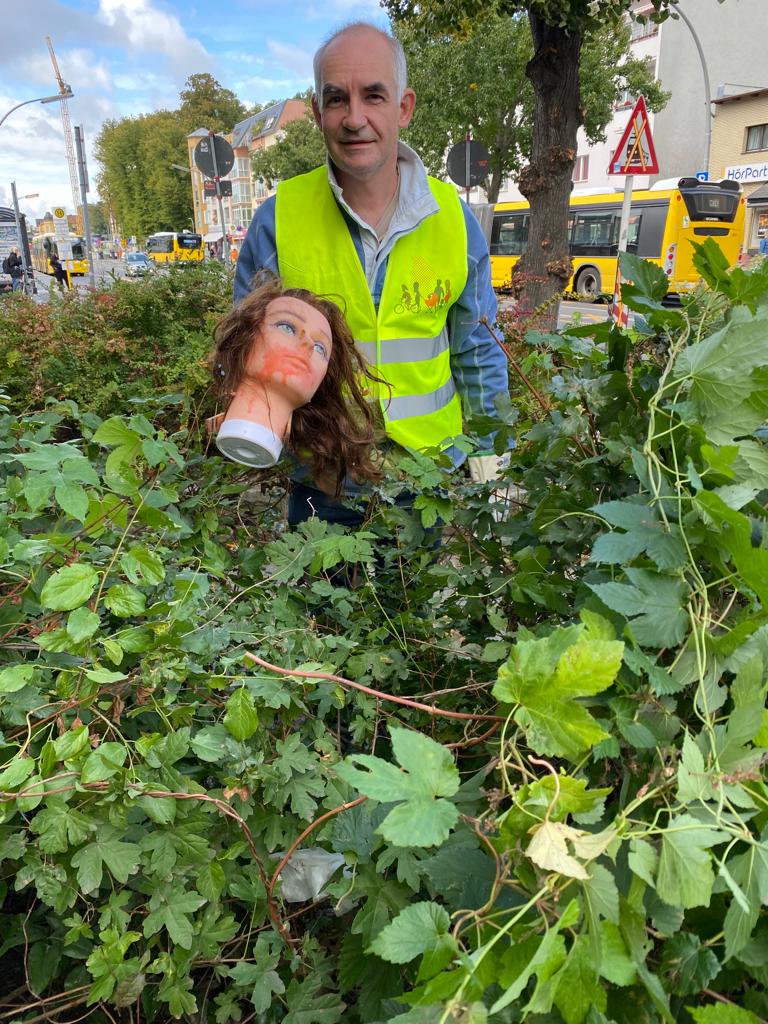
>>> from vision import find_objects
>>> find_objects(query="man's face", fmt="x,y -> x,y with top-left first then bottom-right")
245,297 -> 332,408
312,28 -> 415,187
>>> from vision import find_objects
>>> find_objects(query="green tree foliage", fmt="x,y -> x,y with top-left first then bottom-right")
95,75 -> 247,239
250,113 -> 327,187
86,202 -> 110,237
178,72 -> 247,134
0,247 -> 767,1020
384,0 -> 703,313
399,14 -> 667,202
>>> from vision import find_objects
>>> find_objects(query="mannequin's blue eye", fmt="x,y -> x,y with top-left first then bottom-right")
313,341 -> 328,360
275,320 -> 296,335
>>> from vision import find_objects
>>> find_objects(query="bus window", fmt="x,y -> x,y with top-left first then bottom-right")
147,235 -> 174,254
634,203 -> 666,258
490,213 -> 528,256
71,238 -> 85,259
570,211 -> 620,256
177,233 -> 203,249
627,214 -> 641,253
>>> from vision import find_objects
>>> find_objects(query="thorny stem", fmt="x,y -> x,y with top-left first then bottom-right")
244,653 -> 503,723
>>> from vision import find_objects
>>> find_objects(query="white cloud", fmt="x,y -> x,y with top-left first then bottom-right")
267,41 -> 314,79
97,0 -> 213,77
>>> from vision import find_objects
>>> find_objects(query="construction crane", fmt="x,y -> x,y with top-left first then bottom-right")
46,36 -> 82,234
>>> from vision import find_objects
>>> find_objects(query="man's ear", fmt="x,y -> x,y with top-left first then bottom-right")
311,94 -> 322,129
398,88 -> 416,130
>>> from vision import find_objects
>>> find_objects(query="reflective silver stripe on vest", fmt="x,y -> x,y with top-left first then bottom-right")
385,378 -> 457,421
355,332 -> 449,366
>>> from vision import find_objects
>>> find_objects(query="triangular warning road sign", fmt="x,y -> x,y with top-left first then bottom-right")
608,95 -> 659,175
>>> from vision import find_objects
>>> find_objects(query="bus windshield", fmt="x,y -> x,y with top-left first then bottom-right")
146,235 -> 174,254
177,233 -> 202,249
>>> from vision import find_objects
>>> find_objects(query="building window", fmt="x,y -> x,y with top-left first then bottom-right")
630,18 -> 658,42
745,123 -> 768,153
573,155 -> 590,182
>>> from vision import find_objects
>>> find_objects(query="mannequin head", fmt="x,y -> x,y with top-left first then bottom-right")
212,275 -> 381,493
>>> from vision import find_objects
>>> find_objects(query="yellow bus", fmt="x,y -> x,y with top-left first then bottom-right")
145,231 -> 204,264
31,233 -> 89,276
490,176 -> 746,299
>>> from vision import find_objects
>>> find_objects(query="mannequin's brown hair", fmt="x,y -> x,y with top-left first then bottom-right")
212,275 -> 383,494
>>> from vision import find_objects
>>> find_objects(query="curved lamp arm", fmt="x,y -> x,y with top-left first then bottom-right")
0,91 -> 74,130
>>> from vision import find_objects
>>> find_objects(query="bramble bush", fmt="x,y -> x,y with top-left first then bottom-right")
0,241 -> 767,1023
0,263 -> 230,418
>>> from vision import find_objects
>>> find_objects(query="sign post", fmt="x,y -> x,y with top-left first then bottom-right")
74,125 -> 96,290
446,137 -> 491,207
52,205 -> 73,289
194,133 -> 235,265
607,96 -> 659,326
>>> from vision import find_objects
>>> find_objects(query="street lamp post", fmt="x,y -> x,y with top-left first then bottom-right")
674,5 -> 712,177
9,182 -> 39,294
0,90 -> 74,130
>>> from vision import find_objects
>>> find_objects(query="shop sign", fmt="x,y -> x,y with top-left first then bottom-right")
725,162 -> 768,184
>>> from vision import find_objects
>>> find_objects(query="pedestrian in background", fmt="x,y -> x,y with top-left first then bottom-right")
7,249 -> 23,292
235,22 -> 508,529
50,253 -> 70,292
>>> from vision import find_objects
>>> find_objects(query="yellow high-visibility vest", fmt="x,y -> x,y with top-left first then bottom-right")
276,167 -> 468,453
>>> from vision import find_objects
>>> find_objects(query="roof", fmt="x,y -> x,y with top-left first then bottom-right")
187,127 -> 210,138
231,100 -> 289,148
747,183 -> 768,205
713,87 -> 768,106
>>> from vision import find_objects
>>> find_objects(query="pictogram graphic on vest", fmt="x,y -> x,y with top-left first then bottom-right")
395,278 -> 453,314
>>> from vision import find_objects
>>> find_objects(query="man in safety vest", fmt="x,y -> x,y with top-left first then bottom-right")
235,22 -> 509,526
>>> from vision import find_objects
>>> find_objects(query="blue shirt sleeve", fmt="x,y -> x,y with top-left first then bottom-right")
234,196 -> 279,304
448,203 -> 508,429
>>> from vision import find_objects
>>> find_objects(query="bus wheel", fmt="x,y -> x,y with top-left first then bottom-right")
575,267 -> 600,299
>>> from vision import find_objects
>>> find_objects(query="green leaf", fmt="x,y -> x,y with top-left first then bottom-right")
120,547 -> 165,586
659,932 -> 720,996
688,1006 -> 760,1024
0,665 -> 37,693
40,563 -> 99,611
672,315 -> 768,445
591,500 -> 686,570
0,756 -> 35,789
619,252 -> 669,302
389,728 -> 460,798
368,901 -> 452,964
599,921 -> 636,986
71,829 -> 140,893
378,797 -> 459,848
553,934 -> 607,1024
31,800 -> 91,853
493,627 -> 621,759
336,727 -> 460,848
92,417 -> 142,447
190,724 -> 232,763
104,584 -> 147,617
66,607 -> 101,642
223,686 -> 259,741
55,481 -> 89,522
656,814 -> 725,909
52,724 -> 91,762
283,975 -> 345,1024
589,568 -> 689,649
80,742 -> 127,784
143,888 -> 206,949
722,841 -> 768,959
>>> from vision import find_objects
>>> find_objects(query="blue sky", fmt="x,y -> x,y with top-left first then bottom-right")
0,0 -> 388,222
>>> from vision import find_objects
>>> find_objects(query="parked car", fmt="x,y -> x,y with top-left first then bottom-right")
124,252 -> 152,277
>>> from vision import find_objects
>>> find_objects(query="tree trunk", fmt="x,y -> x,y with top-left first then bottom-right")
513,12 -> 583,324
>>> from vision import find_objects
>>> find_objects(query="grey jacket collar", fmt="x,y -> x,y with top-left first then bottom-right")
326,141 -> 439,240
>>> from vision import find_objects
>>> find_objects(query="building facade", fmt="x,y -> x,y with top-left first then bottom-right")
498,0 -> 766,201
187,99 -> 308,253
710,87 -> 768,254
